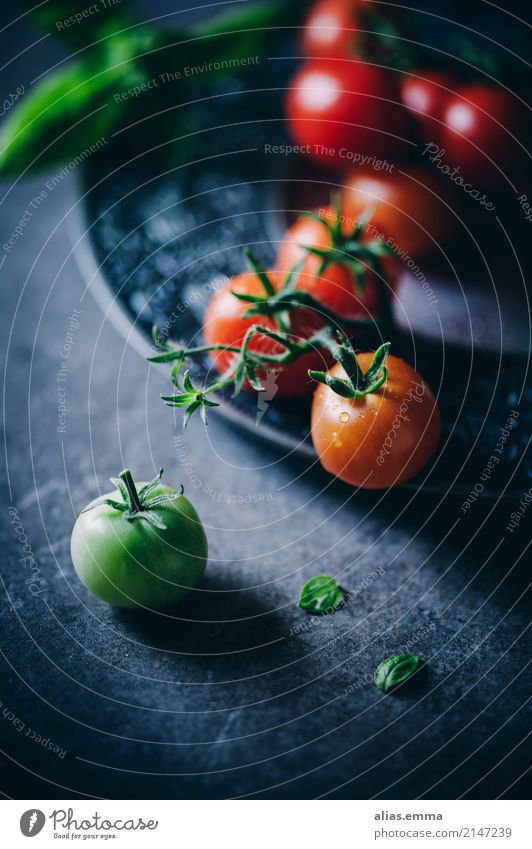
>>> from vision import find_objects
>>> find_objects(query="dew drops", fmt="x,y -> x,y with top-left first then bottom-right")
332,431 -> 343,448
339,411 -> 350,423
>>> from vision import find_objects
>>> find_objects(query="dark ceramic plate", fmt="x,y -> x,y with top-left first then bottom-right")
73,80 -> 531,500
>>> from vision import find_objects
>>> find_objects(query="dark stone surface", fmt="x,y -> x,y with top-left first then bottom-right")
1,0 -> 531,801
0,176 -> 530,800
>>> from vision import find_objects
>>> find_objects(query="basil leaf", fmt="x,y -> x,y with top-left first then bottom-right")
373,654 -> 421,693
298,575 -> 344,614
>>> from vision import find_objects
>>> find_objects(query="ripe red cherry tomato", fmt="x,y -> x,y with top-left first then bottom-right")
439,86 -> 529,188
310,349 -> 441,488
276,205 -> 394,317
286,59 -> 410,167
203,270 -> 330,397
402,74 -> 529,190
341,166 -> 455,258
400,71 -> 455,143
302,0 -> 374,59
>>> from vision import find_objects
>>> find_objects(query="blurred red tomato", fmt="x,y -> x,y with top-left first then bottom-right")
286,59 -> 410,167
302,0 -> 375,59
400,71 -> 455,143
341,166 -> 455,257
402,73 -> 529,190
440,86 -> 529,188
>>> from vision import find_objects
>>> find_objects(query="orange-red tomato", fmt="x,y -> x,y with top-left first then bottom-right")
310,353 -> 441,488
276,205 -> 395,319
341,167 -> 455,258
203,270 -> 330,398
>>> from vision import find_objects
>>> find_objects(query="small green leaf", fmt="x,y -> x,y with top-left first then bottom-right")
363,342 -> 391,387
161,392 -> 196,407
109,477 -> 129,504
298,575 -> 344,614
244,249 -> 276,297
373,654 -> 421,693
147,350 -> 186,364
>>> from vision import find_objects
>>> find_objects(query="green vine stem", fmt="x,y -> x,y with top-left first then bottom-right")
309,338 -> 391,399
148,229 -> 396,426
119,469 -> 143,513
149,322 -> 342,427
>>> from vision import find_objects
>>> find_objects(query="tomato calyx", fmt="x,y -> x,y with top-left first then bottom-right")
302,199 -> 393,300
230,249 -> 304,334
235,244 -> 387,328
309,337 -> 390,398
82,468 -> 184,530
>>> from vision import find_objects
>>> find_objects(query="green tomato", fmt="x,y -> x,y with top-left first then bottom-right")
70,468 -> 208,609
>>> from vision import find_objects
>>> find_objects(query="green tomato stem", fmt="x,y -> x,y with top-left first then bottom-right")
119,469 -> 143,513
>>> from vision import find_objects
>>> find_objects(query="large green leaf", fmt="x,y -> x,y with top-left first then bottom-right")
0,28 -> 157,176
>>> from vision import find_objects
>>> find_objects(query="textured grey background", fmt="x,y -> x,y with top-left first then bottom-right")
0,175 -> 530,799
0,0 -> 530,801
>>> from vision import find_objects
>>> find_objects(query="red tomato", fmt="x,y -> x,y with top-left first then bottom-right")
302,0 -> 373,59
203,270 -> 330,397
286,59 -> 410,167
400,71 -> 455,143
341,166 -> 455,257
439,86 -> 529,188
275,205 -> 394,317
311,352 -> 441,488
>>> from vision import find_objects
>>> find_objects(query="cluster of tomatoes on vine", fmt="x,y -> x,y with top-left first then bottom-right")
150,198 -> 441,491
